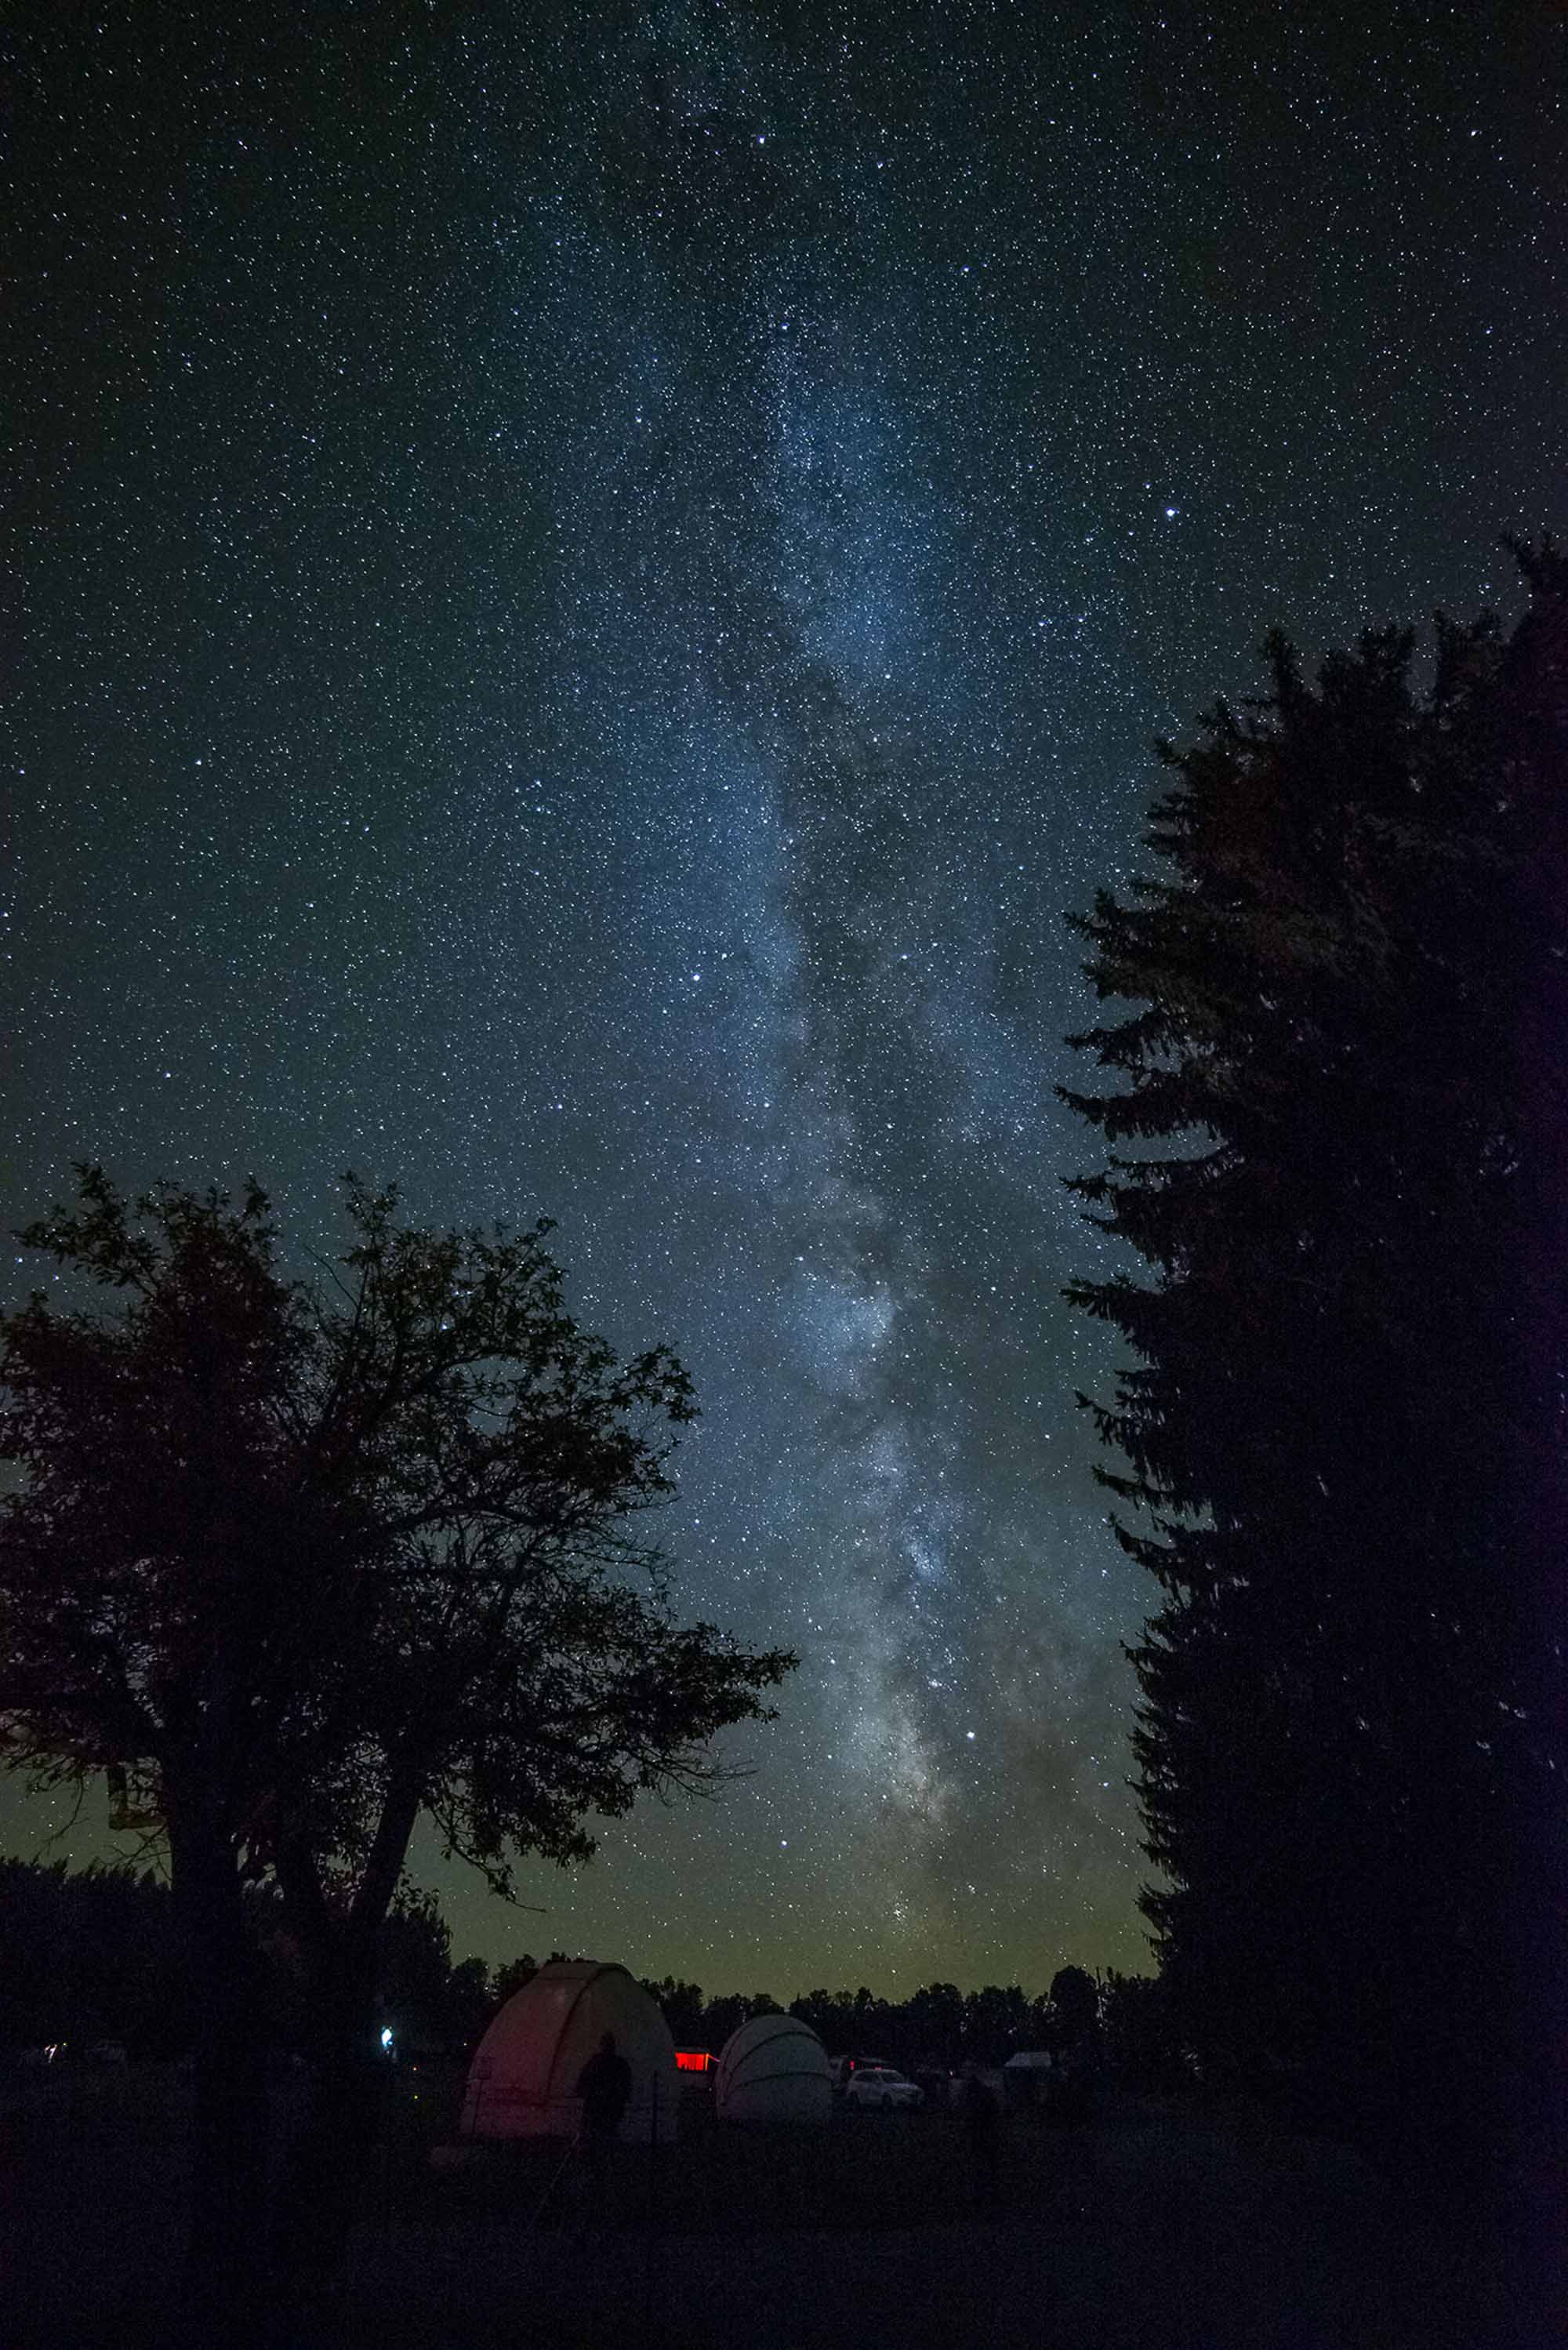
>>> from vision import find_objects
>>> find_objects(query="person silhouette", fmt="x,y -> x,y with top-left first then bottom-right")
574,2031 -> 633,2232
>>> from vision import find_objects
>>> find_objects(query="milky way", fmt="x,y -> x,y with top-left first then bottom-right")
5,2 -> 1563,1992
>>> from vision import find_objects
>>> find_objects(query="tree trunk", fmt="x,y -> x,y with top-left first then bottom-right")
267,1777 -> 423,2337
267,1951 -> 386,2342
170,1824 -> 270,2348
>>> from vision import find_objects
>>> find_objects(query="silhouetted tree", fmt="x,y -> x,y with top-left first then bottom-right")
1047,1964 -> 1099,2050
1063,543 -> 1567,2187
903,1980 -> 966,2069
440,1956 -> 494,2051
0,1168 -> 793,2337
488,1952 -> 541,2011
698,1989 -> 780,2052
643,1974 -> 707,2046
0,1857 -> 189,2054
1098,1969 -> 1187,2091
848,1983 -> 891,2044
788,1987 -> 858,2051
962,1983 -> 1030,2065
373,1887 -> 453,2050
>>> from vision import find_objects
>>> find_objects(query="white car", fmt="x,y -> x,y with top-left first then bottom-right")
843,2064 -> 923,2112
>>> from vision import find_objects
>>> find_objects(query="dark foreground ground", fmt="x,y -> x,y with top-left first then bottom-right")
2,2065 -> 1555,2349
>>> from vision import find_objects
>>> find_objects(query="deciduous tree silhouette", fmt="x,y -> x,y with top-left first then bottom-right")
0,1168 -> 793,2338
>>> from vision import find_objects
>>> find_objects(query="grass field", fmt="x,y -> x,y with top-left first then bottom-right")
2,2064 -> 1550,2348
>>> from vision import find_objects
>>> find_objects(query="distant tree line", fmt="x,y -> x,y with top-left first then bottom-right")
0,1859 -> 492,2061
0,1858 -> 188,2055
1,1859 -> 1178,2088
639,1961 -> 1178,2081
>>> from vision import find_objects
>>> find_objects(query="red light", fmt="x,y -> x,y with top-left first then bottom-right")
675,2049 -> 713,2073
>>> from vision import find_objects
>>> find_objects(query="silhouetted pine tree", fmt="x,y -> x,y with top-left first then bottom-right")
1062,544 -> 1566,2188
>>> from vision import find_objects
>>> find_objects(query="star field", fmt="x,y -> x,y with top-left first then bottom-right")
4,1 -> 1563,1994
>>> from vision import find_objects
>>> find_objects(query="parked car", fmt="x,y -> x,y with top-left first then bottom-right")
831,2054 -> 895,2094
843,2065 -> 924,2112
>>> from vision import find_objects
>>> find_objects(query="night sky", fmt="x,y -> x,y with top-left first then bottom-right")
4,2 -> 1563,1996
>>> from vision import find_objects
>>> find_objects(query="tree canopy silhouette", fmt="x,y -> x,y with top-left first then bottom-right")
0,1168 -> 793,2335
1062,543 -> 1566,2187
